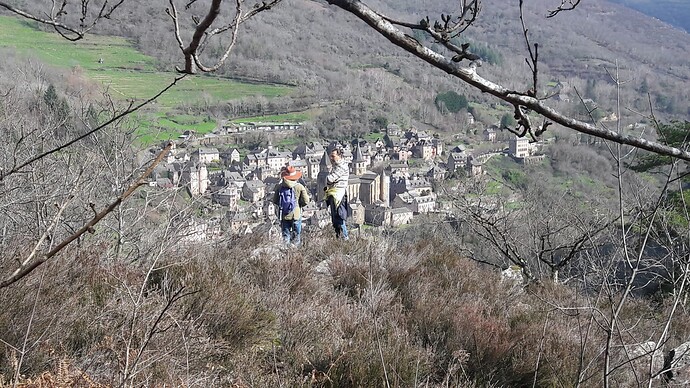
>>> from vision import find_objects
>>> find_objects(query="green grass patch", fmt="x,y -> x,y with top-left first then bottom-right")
274,137 -> 300,149
0,17 -> 156,71
134,112 -> 218,144
484,154 -> 521,176
231,112 -> 310,123
485,180 -> 503,195
363,132 -> 384,141
0,16 -> 293,107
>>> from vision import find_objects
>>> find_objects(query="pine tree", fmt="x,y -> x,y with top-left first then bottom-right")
43,84 -> 59,111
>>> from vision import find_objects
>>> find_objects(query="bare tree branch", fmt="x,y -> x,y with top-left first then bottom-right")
325,0 -> 690,162
547,0 -> 582,18
168,0 -> 284,74
0,0 -> 127,41
0,141 -> 174,289
0,75 -> 186,181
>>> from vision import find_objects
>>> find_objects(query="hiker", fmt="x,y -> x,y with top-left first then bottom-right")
273,165 -> 310,246
324,142 -> 350,240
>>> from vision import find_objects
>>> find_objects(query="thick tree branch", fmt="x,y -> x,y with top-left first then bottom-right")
326,0 -> 690,162
169,0 -> 284,74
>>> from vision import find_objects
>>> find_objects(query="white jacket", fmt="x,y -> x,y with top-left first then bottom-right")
326,159 -> 349,204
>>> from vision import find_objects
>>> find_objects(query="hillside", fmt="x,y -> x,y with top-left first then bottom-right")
2,0 -> 689,141
609,0 -> 690,32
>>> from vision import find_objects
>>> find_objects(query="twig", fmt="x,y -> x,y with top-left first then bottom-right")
0,142 -> 174,288
0,76 -> 186,181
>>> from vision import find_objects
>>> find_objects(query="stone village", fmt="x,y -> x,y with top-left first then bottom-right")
148,121 -> 545,241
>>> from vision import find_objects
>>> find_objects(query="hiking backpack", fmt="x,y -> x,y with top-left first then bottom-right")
278,186 -> 296,216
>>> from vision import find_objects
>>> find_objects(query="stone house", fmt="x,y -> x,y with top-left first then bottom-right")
467,156 -> 483,176
226,211 -> 252,234
212,186 -> 239,208
390,207 -> 414,227
390,176 -> 432,198
180,162 -> 209,196
242,179 -> 265,203
412,140 -> 435,160
432,138 -> 444,156
293,141 -> 326,160
244,153 -> 266,169
220,148 -> 241,165
251,165 -> 273,181
391,147 -> 411,161
265,149 -> 292,172
228,163 -> 252,178
483,127 -> 497,142
365,205 -> 413,227
305,157 -> 321,180
426,165 -> 446,182
350,199 -> 365,226
386,123 -> 402,136
509,136 -> 530,158
215,170 -> 246,189
392,192 -> 413,211
309,208 -> 332,228
392,192 -> 436,214
412,193 -> 437,214
387,162 -> 409,176
364,205 -> 388,227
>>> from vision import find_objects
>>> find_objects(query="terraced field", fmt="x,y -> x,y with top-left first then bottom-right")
0,15 -> 297,143
0,16 -> 293,107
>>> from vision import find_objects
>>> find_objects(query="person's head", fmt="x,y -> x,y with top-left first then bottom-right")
280,165 -> 302,181
327,142 -> 343,163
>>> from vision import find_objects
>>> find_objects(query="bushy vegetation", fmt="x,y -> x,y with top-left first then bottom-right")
1,66 -> 688,387
2,223 -> 686,387
434,91 -> 469,114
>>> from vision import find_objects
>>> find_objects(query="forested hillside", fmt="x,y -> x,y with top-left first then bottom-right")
609,0 -> 690,33
7,0 -> 689,138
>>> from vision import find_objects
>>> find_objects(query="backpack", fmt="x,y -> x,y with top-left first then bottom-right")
278,186 -> 296,216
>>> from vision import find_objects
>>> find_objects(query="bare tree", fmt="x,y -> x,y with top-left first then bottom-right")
0,62 -> 179,288
459,172 -> 613,283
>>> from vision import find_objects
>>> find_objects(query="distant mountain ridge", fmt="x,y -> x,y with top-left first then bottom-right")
608,0 -> 690,33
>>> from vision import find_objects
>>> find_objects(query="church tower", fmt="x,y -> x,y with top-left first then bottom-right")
352,142 -> 367,176
380,168 -> 390,207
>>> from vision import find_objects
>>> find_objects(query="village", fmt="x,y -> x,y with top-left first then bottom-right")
148,121 -> 547,241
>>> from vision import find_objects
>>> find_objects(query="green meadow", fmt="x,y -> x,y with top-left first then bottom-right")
0,16 -> 292,104
0,16 -> 298,143
231,112 -> 311,124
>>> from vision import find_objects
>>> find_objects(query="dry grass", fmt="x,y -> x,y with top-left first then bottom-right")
0,228 -> 687,387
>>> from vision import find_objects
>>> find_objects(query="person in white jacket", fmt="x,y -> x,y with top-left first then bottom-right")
325,142 -> 350,240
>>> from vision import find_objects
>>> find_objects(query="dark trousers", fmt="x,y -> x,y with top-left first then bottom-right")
281,218 -> 302,246
328,195 -> 349,240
